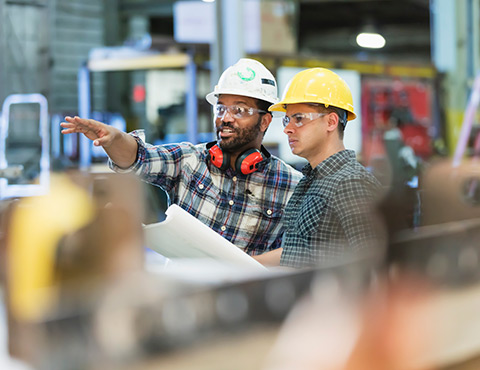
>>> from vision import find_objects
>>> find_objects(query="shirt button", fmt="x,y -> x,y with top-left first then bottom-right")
221,226 -> 226,231
266,209 -> 273,215
229,200 -> 234,206
232,176 -> 237,182
198,184 -> 204,190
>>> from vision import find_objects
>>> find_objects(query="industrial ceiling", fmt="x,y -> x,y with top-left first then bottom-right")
297,0 -> 431,62
125,0 -> 432,64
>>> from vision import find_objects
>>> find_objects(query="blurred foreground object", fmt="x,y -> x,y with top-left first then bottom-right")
389,218 -> 480,287
4,172 -> 145,367
262,275 -> 480,370
7,175 -> 95,322
421,159 -> 480,226
421,71 -> 480,226
5,160 -> 480,368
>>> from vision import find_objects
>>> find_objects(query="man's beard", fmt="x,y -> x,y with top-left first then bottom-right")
216,116 -> 262,152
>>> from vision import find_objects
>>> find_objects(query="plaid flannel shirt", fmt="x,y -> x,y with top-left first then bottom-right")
280,150 -> 385,268
110,131 -> 302,255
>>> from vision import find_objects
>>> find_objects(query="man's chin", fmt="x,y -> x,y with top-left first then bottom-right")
291,148 -> 301,156
218,138 -> 237,151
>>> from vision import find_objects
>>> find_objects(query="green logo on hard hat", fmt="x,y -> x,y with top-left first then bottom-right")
237,67 -> 256,81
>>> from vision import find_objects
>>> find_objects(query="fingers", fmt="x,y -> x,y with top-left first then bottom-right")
60,123 -> 80,135
61,116 -> 80,129
61,116 -> 95,134
63,116 -> 91,126
60,127 -> 75,134
60,120 -> 77,134
60,116 -> 114,147
69,116 -> 96,125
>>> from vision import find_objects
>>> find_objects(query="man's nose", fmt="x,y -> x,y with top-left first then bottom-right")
283,121 -> 295,134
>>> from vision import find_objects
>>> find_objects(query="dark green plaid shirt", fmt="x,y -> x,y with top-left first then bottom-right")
280,150 -> 385,268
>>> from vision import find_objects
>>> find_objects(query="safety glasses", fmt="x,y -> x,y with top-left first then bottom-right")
214,104 -> 267,120
282,112 -> 328,128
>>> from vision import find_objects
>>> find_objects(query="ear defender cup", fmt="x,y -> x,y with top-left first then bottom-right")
209,144 -> 230,171
235,148 -> 265,175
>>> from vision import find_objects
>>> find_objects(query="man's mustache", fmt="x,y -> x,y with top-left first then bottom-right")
217,122 -> 237,131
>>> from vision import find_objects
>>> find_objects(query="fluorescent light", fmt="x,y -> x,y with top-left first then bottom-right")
356,32 -> 386,49
202,0 -> 215,2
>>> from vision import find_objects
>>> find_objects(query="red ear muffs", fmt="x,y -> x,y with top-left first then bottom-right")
208,142 -> 266,174
235,148 -> 265,175
209,144 -> 230,171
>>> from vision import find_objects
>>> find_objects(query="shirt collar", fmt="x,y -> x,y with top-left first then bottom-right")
302,149 -> 356,179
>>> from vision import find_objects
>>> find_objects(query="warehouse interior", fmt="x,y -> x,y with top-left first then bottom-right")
2,0 -> 480,368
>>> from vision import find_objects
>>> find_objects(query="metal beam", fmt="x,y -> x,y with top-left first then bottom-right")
5,0 -> 47,6
87,53 -> 190,72
119,1 -> 172,17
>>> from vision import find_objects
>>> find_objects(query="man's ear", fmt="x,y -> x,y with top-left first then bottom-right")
260,113 -> 272,133
326,112 -> 339,133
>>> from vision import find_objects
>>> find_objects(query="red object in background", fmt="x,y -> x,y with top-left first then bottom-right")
400,124 -> 432,159
361,78 -> 434,164
132,85 -> 146,103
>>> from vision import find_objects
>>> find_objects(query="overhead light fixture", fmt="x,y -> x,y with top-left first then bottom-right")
356,20 -> 386,49
202,0 -> 215,2
356,32 -> 386,49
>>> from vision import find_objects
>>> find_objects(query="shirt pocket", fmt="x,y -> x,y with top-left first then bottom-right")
183,172 -> 221,206
242,200 -> 284,236
295,195 -> 327,236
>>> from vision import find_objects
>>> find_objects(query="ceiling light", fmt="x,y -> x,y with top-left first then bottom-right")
356,32 -> 386,49
202,0 -> 215,2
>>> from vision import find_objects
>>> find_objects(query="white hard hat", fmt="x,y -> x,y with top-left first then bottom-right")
206,58 -> 278,105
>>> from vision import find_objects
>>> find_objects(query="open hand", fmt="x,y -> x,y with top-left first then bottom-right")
61,116 -> 118,148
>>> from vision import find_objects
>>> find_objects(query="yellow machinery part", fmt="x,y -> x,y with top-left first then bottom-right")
7,174 -> 95,321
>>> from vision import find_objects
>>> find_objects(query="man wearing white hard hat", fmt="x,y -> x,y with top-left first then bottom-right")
61,59 -> 301,256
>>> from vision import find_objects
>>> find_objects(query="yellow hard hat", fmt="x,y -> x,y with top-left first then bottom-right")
269,68 -> 357,121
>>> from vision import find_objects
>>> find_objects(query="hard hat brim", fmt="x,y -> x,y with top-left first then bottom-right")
206,90 -> 278,105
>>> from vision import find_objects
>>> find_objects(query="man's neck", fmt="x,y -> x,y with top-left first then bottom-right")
309,141 -> 345,168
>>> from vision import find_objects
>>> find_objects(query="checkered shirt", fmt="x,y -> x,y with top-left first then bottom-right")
280,149 -> 385,268
110,131 -> 302,255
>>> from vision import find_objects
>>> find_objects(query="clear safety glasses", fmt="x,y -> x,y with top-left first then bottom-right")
214,104 -> 267,120
282,112 -> 328,128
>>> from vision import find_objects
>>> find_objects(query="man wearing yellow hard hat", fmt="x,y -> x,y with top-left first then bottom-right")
254,68 -> 386,268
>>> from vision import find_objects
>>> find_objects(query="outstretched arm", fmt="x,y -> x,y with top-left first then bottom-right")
61,116 -> 138,168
